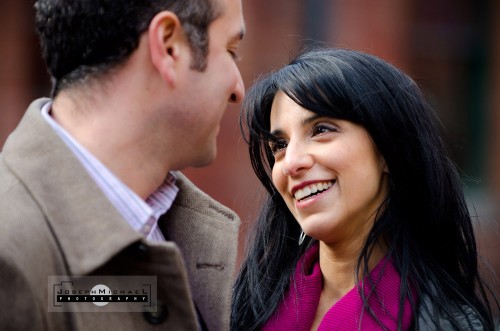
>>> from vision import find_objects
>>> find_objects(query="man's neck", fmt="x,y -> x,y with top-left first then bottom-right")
51,91 -> 171,200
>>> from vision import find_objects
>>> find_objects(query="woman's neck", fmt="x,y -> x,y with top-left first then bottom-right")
311,241 -> 387,331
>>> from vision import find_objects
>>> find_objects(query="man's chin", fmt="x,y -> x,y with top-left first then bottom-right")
193,148 -> 217,168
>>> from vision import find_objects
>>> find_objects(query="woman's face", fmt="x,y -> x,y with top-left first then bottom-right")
269,91 -> 389,246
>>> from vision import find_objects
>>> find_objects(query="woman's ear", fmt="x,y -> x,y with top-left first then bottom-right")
147,11 -> 185,86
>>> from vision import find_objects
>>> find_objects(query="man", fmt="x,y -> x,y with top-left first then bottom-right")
0,0 -> 244,329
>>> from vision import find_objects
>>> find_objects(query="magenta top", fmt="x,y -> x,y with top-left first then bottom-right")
262,244 -> 414,330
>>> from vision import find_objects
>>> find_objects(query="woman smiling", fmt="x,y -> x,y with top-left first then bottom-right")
231,48 -> 498,330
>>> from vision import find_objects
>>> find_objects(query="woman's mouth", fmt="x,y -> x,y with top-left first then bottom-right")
294,180 -> 335,201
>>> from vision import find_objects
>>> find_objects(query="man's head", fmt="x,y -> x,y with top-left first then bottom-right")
37,0 -> 245,184
35,0 -> 221,96
145,0 -> 245,169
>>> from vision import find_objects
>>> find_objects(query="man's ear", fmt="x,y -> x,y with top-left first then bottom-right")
148,11 -> 185,86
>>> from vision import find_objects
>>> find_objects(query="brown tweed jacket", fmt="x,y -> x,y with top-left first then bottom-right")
0,98 -> 240,330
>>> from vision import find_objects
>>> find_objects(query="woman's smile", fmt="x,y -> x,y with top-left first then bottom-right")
270,91 -> 389,244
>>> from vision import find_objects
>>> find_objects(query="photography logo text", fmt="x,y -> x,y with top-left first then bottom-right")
48,276 -> 157,312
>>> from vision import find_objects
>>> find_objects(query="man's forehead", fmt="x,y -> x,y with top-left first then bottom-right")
210,0 -> 245,39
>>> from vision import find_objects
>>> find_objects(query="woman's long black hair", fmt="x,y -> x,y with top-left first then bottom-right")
231,48 -> 497,330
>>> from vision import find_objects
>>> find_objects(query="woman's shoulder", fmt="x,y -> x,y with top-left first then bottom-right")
414,294 -> 485,331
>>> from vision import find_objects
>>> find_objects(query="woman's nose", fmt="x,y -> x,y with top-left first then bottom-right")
281,141 -> 314,176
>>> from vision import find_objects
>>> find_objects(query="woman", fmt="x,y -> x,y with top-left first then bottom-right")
232,48 -> 498,330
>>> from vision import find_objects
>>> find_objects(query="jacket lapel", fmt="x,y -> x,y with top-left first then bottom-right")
161,172 -> 240,331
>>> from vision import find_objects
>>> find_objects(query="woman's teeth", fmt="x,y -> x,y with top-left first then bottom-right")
294,181 -> 334,201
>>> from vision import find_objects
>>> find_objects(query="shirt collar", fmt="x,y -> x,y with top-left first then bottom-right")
41,101 -> 178,240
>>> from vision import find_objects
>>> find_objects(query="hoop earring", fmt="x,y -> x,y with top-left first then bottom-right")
298,230 -> 306,246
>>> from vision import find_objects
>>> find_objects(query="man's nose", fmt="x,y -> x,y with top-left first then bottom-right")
229,70 -> 245,104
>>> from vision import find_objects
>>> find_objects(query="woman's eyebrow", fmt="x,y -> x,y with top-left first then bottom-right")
302,114 -> 324,125
269,114 -> 325,137
269,128 -> 283,137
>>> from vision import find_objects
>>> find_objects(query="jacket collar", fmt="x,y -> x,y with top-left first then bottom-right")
2,98 -> 143,275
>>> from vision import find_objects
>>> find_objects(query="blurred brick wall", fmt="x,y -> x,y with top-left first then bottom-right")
325,0 -> 411,70
0,1 -> 39,144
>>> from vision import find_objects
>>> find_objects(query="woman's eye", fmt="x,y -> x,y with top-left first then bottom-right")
311,124 -> 336,136
269,139 -> 287,155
